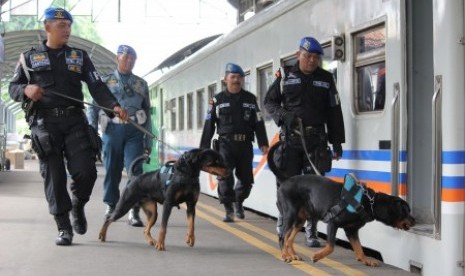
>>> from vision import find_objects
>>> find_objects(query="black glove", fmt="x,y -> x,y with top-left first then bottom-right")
333,144 -> 343,158
282,111 -> 297,130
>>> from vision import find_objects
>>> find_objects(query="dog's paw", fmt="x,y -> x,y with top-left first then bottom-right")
185,234 -> 195,247
311,253 -> 324,263
98,233 -> 106,242
155,241 -> 165,251
360,257 -> 380,267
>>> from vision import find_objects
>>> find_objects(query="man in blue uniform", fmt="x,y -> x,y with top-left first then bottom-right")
87,45 -> 152,227
200,63 -> 269,222
264,37 -> 345,247
8,7 -> 128,246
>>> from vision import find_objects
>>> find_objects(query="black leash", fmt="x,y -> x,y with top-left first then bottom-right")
46,89 -> 183,155
293,118 -> 322,176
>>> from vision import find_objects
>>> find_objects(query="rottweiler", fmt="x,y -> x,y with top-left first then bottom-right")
99,148 -> 229,251
267,141 -> 415,266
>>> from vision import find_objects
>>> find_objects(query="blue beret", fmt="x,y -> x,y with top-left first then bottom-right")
44,7 -> 73,23
225,63 -> 244,77
117,45 -> 137,59
299,37 -> 323,55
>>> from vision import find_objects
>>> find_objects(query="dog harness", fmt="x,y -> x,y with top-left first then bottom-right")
160,161 -> 176,188
323,173 -> 372,223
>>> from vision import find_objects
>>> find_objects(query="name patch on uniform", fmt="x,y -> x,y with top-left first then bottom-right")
68,65 -> 82,73
65,50 -> 83,66
284,78 -> 301,85
242,103 -> 256,109
218,103 -> 231,109
313,80 -> 330,89
29,53 -> 51,68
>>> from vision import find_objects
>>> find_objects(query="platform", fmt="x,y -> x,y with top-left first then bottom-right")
0,160 -> 414,276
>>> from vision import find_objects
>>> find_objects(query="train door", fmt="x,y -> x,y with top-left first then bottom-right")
404,0 -> 438,236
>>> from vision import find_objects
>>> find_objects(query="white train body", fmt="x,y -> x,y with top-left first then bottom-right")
148,1 -> 465,275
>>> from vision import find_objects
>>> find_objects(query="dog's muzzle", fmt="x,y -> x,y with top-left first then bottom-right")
202,166 -> 229,177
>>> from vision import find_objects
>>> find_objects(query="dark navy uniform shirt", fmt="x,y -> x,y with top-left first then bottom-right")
264,62 -> 345,145
9,40 -> 119,112
200,89 -> 268,149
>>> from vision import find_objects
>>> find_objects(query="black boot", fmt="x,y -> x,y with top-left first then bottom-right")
128,206 -> 144,227
304,219 -> 321,248
234,202 -> 245,219
54,213 -> 73,246
71,196 -> 87,235
223,202 -> 234,223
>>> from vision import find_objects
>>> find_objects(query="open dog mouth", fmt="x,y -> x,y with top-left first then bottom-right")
202,166 -> 229,177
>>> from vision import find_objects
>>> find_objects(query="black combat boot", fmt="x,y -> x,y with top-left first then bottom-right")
304,219 -> 321,248
234,201 -> 245,219
128,206 -> 144,227
223,202 -> 234,222
71,196 -> 87,235
54,213 -> 73,246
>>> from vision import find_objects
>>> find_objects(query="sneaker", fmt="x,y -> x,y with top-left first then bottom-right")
128,208 -> 144,227
305,236 -> 322,248
104,205 -> 115,220
55,229 -> 73,246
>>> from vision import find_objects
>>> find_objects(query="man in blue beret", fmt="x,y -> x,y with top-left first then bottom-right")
265,36 -> 345,248
200,63 -> 269,222
88,45 -> 152,227
9,7 -> 128,246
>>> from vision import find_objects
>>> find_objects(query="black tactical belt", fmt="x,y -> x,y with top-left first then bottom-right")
221,133 -> 251,142
36,106 -> 83,118
304,125 -> 325,136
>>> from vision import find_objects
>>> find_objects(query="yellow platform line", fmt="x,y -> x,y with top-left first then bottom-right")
193,206 -> 331,276
196,201 -> 367,276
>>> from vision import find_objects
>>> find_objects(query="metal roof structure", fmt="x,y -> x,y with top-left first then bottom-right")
2,29 -> 117,83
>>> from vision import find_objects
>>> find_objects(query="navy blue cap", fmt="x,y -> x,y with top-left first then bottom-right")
117,45 -> 137,59
43,7 -> 73,23
299,37 -> 323,55
225,63 -> 244,77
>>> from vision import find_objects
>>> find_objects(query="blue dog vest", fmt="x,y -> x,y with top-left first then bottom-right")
322,173 -> 366,222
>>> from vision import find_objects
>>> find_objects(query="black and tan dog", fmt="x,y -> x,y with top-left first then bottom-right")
99,148 -> 229,251
268,141 -> 415,266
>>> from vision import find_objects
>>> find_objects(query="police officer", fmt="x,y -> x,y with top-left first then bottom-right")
87,45 -> 152,227
8,7 -> 128,246
200,63 -> 269,222
264,37 -> 345,247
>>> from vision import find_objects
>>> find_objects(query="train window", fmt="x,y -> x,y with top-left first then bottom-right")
187,93 -> 193,130
243,71 -> 251,92
322,45 -> 338,84
257,64 -> 274,121
354,24 -> 386,113
208,83 -> 216,99
197,88 -> 206,129
169,98 -> 176,130
178,96 -> 185,130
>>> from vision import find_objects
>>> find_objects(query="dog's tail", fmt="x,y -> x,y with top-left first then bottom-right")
267,141 -> 292,182
128,154 -> 150,178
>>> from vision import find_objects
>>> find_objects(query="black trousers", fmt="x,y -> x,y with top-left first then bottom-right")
216,137 -> 254,204
31,114 -> 97,215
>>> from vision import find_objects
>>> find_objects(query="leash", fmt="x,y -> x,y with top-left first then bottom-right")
45,89 -> 184,155
293,118 -> 322,176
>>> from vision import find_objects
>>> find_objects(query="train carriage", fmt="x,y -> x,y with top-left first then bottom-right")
146,1 -> 465,275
